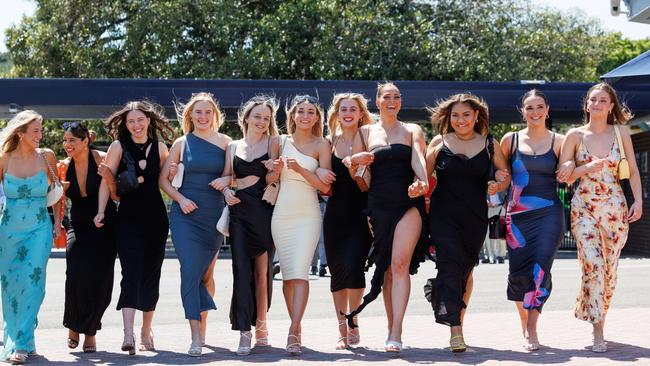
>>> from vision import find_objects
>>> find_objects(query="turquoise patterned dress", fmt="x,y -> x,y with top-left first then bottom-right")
0,170 -> 53,359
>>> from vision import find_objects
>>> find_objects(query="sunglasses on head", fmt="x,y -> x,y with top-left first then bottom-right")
63,121 -> 83,130
293,95 -> 319,105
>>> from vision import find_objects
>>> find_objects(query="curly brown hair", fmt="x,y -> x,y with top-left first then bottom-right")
106,100 -> 175,143
429,93 -> 489,136
583,83 -> 633,125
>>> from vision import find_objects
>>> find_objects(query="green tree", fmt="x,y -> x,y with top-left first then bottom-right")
597,33 -> 650,76
5,0 -> 613,82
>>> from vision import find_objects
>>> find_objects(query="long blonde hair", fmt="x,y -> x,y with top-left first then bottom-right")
237,95 -> 280,136
285,95 -> 324,137
1,110 -> 43,153
326,93 -> 374,136
177,92 -> 224,134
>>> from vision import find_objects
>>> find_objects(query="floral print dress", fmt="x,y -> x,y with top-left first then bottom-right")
571,136 -> 628,324
0,170 -> 52,359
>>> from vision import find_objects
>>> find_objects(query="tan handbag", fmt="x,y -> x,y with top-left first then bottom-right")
262,136 -> 286,205
353,128 -> 371,192
614,125 -> 630,180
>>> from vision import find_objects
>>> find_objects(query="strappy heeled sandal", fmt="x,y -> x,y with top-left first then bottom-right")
348,321 -> 360,346
385,339 -> 402,353
121,332 -> 136,355
9,350 -> 28,365
188,341 -> 202,357
286,334 -> 302,356
237,331 -> 252,356
67,337 -> 79,349
336,319 -> 348,350
139,329 -> 155,351
254,320 -> 269,347
450,335 -> 467,353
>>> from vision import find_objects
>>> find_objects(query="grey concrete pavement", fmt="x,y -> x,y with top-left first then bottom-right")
2,254 -> 650,365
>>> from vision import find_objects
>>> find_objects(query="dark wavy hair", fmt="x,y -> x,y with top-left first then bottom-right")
520,89 -> 551,129
429,93 -> 489,136
106,100 -> 175,143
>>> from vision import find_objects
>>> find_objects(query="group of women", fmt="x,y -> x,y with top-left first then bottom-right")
0,81 -> 642,364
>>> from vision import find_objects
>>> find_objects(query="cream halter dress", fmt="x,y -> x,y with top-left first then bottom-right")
271,137 -> 321,280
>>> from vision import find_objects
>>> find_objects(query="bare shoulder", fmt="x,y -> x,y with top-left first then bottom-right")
427,134 -> 444,149
403,122 -> 423,134
108,140 -> 123,151
554,132 -> 566,144
501,131 -> 515,145
618,124 -> 632,138
158,141 -> 168,152
39,148 -> 57,160
564,127 -> 584,142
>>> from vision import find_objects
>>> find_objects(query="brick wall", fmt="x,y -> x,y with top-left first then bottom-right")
624,131 -> 650,256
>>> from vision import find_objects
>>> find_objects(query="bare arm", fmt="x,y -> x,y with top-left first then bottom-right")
43,149 -> 63,236
287,138 -> 332,193
94,141 -> 122,227
489,139 -> 511,193
348,126 -> 374,177
265,135 -> 284,184
425,134 -> 444,178
159,137 -> 186,202
409,124 -> 429,185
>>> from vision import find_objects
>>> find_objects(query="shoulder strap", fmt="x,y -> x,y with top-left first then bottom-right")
614,125 -> 627,161
359,128 -> 369,151
229,141 -> 237,180
486,134 -> 495,162
331,134 -> 340,154
39,150 -> 60,186
509,132 -> 517,164
279,135 -> 287,156
179,136 -> 186,163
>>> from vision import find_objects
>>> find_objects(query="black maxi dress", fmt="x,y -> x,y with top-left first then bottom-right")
63,150 -> 118,335
426,137 -> 490,327
323,154 -> 372,292
346,143 -> 427,327
115,138 -> 169,311
228,146 -> 274,331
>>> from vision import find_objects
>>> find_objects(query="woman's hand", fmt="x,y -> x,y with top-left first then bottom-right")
628,200 -> 643,223
53,223 -> 62,240
97,161 -> 115,183
495,169 -> 509,183
351,152 -> 374,166
408,179 -> 428,198
61,180 -> 70,191
93,212 -> 105,228
224,188 -> 241,206
209,176 -> 231,191
487,180 -> 500,195
342,156 -> 353,168
286,157 -> 304,173
272,158 -> 285,173
178,196 -> 198,214
316,168 -> 336,185
585,158 -> 607,174
262,159 -> 275,171
556,160 -> 575,183
168,162 -> 179,180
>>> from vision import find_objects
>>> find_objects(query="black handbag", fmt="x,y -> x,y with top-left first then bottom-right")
488,210 -> 507,239
117,148 -> 139,196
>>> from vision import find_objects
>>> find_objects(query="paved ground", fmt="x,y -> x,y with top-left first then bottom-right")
2,252 -> 650,365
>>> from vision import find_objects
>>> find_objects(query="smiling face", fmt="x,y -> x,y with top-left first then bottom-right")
293,102 -> 319,132
522,96 -> 549,128
18,119 -> 43,149
125,110 -> 150,141
190,100 -> 215,132
449,102 -> 478,135
586,89 -> 613,120
245,104 -> 272,135
376,86 -> 401,117
338,98 -> 362,129
62,130 -> 89,158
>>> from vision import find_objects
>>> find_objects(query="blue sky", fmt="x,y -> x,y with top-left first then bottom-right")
1,0 -> 649,53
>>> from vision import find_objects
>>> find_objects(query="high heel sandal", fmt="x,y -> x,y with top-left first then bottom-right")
139,329 -> 155,351
237,331 -> 252,356
67,337 -> 79,349
121,332 -> 136,355
347,318 -> 360,346
188,341 -> 202,357
286,334 -> 302,356
450,335 -> 467,353
385,339 -> 402,353
254,320 -> 269,347
9,350 -> 28,365
336,319 -> 348,350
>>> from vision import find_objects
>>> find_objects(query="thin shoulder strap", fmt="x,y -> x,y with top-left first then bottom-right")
359,128 -> 369,151
330,135 -> 340,154
179,136 -> 185,162
39,149 -> 60,185
229,141 -> 237,180
614,125 -> 627,161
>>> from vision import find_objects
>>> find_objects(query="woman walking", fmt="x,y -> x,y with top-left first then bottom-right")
425,93 -> 509,352
221,96 -> 278,355
500,90 -> 568,351
559,83 -> 642,352
346,83 -> 429,352
61,122 -> 118,353
0,110 -> 62,364
269,95 -> 332,355
160,92 -> 230,356
323,93 -> 374,349
94,100 -> 174,355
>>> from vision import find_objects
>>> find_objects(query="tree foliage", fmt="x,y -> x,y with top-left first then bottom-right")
5,0 -> 618,82
597,33 -> 650,76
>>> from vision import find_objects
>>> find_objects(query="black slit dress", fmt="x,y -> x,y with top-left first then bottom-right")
346,144 -> 427,327
63,150 -> 117,335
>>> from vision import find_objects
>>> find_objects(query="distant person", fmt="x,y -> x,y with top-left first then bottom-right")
0,110 -> 62,364
94,100 -> 174,355
310,196 -> 328,277
500,90 -> 568,351
482,192 -> 507,264
559,83 -> 642,352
